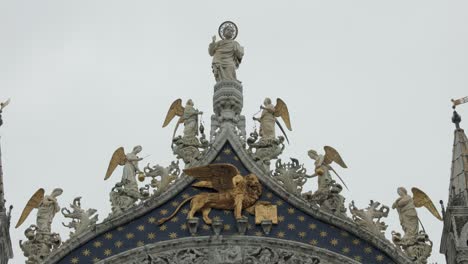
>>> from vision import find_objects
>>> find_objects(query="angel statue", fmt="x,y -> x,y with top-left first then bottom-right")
391,187 -> 442,263
209,21 -> 244,82
16,188 -> 63,264
16,188 -> 63,233
158,164 -> 263,225
248,98 -> 291,168
307,146 -> 348,192
253,98 -> 292,143
0,98 -> 11,127
105,146 -> 145,217
163,99 -> 208,164
163,99 -> 203,144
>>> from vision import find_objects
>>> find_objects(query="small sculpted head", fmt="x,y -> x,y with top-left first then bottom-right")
264,97 -> 272,106
133,145 -> 143,154
308,149 -> 318,160
223,26 -> 234,40
186,99 -> 194,107
24,225 -> 36,240
397,187 -> 407,197
51,188 -> 63,198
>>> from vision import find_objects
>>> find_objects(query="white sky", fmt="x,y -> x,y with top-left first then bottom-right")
1,1 -> 467,263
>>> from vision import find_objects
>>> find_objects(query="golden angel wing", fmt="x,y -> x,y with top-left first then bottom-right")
162,99 -> 185,128
105,147 -> 127,180
411,187 -> 443,221
323,146 -> 348,168
184,163 -> 240,192
274,98 -> 292,131
15,188 -> 45,228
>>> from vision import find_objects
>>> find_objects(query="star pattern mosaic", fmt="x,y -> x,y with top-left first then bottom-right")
57,143 -> 396,264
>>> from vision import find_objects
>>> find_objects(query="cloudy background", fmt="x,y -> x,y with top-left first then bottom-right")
1,1 -> 467,263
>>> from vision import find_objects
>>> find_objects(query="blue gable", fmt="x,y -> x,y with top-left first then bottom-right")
58,143 -> 396,264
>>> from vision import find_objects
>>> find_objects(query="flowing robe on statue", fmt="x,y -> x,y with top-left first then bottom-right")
209,39 -> 244,82
36,196 -> 60,233
183,105 -> 199,140
122,152 -> 140,199
259,104 -> 276,140
394,194 -> 419,240
314,155 -> 332,191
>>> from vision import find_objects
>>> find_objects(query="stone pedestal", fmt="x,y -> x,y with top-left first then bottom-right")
211,81 -> 246,140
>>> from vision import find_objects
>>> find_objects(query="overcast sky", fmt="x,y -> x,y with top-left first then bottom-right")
1,1 -> 467,263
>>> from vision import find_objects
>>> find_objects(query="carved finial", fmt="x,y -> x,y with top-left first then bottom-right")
453,110 -> 461,129
452,96 -> 467,129
439,200 -> 445,219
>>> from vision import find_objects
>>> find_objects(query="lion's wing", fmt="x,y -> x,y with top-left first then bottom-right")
184,163 -> 240,192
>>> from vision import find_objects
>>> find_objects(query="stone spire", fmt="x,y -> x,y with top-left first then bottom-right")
440,109 -> 468,264
0,124 -> 13,263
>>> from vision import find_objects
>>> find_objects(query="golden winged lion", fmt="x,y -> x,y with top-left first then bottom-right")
158,163 -> 262,225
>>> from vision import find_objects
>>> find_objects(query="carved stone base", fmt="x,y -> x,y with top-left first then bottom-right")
172,135 -> 208,166
247,131 -> 285,170
392,231 -> 433,264
302,180 -> 347,218
20,225 -> 62,264
106,183 -> 140,220
211,81 -> 246,140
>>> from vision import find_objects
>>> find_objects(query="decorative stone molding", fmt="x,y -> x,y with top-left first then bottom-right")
96,236 -> 353,264
211,81 -> 246,140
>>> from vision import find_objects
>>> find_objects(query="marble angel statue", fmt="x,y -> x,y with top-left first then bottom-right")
253,97 -> 292,143
163,99 -> 208,164
392,187 -> 442,241
16,188 -> 63,233
105,146 -> 145,216
391,187 -> 442,263
307,146 -> 348,191
163,99 -> 204,145
16,188 -> 63,263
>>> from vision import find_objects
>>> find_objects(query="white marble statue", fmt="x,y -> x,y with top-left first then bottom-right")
16,188 -> 63,233
121,145 -> 143,197
183,100 -> 202,140
163,99 -> 208,164
16,188 -> 63,264
391,187 -> 442,263
307,146 -> 348,191
209,23 -> 244,82
392,187 -> 419,240
105,146 -> 145,217
256,98 -> 276,140
253,98 -> 292,142
163,99 -> 203,144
